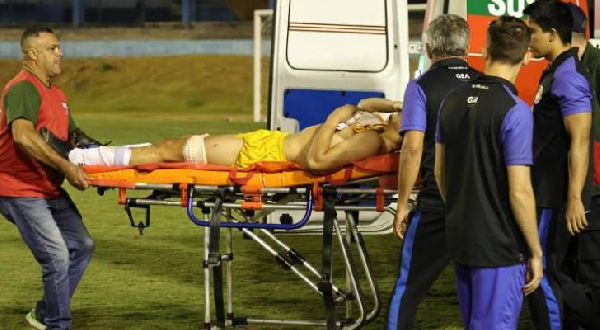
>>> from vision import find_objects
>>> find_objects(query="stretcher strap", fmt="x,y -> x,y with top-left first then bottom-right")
209,196 -> 226,327
228,168 -> 255,185
325,167 -> 353,186
320,189 -> 337,330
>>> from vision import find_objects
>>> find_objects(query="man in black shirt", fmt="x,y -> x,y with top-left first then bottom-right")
561,5 -> 600,329
382,14 -> 480,329
524,1 -> 593,328
435,17 -> 543,329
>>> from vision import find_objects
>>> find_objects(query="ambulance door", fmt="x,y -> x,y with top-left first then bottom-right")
268,0 -> 410,132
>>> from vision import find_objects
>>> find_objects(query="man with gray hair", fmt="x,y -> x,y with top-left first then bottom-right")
384,14 -> 479,329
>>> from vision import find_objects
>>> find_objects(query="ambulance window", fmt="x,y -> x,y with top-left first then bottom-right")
286,0 -> 389,72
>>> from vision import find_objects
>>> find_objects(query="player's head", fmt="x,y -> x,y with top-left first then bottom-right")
21,26 -> 63,77
524,0 -> 573,58
485,16 -> 532,66
426,14 -> 469,60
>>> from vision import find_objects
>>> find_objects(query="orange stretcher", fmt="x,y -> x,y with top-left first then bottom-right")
84,153 -> 400,330
84,152 -> 399,190
84,152 -> 399,214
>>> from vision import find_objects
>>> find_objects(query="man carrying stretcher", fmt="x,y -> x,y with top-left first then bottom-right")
66,103 -> 402,173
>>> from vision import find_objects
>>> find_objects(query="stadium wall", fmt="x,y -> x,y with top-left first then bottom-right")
0,39 -> 271,57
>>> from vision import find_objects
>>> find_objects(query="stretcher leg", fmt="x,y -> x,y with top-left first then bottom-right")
208,200 -> 226,327
203,226 -> 212,329
257,228 -> 345,297
333,218 -> 365,329
240,226 -> 322,293
345,215 -> 353,322
226,226 -> 234,326
190,186 -> 383,329
320,193 -> 337,330
346,211 -> 381,324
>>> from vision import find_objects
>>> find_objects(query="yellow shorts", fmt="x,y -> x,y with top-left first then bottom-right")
235,130 -> 288,168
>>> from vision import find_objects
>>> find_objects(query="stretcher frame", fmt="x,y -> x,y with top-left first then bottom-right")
94,174 -> 397,329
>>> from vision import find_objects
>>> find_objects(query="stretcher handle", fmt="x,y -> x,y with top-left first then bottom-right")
185,186 -> 314,229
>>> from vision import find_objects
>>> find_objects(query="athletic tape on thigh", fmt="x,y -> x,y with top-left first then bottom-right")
183,134 -> 209,164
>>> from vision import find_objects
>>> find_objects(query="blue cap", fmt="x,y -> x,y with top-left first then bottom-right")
569,4 -> 587,33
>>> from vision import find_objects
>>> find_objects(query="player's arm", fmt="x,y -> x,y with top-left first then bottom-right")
307,109 -> 381,173
502,103 -> 542,294
395,131 -> 424,239
564,113 -> 591,234
399,132 -> 425,200
507,165 -> 543,295
554,71 -> 593,235
357,98 -> 402,113
12,119 -> 88,190
395,80 -> 427,239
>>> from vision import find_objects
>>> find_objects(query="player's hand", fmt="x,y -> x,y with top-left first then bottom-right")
329,104 -> 357,123
565,197 -> 588,235
357,98 -> 382,112
393,204 -> 410,240
358,98 -> 402,112
523,256 -> 543,295
65,164 -> 89,190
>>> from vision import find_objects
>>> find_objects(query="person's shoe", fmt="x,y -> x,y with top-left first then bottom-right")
25,308 -> 46,330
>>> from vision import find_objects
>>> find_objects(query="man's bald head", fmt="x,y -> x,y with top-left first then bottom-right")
21,26 -> 55,54
20,26 -> 63,80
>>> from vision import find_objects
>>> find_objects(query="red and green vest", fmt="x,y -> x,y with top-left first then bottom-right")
0,70 -> 74,198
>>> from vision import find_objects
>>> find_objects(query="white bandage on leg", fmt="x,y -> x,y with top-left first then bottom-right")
182,134 -> 209,164
68,146 -> 132,166
111,146 -> 132,165
68,147 -> 89,165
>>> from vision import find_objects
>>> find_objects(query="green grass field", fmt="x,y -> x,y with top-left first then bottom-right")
0,56 -> 534,329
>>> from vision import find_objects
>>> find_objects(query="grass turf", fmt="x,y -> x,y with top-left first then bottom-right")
0,56 -> 535,329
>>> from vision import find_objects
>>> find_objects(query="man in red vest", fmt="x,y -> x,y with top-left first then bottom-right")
0,27 -> 94,330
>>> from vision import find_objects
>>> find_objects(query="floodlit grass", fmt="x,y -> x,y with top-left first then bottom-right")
0,57 -> 535,329
0,55 -> 271,116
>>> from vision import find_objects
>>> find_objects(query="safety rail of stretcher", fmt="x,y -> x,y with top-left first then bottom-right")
103,181 -> 397,232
